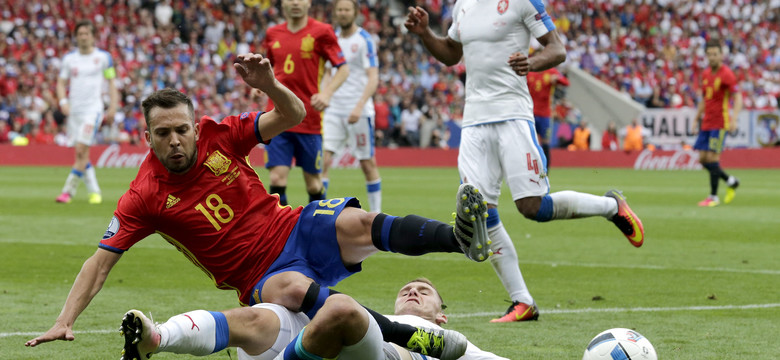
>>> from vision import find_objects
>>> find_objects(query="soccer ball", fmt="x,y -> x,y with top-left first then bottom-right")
582,328 -> 657,360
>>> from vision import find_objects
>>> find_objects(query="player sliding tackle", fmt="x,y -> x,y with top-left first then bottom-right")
25,53 -> 492,360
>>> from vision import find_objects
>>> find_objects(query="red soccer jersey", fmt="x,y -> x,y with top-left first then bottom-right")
528,68 -> 569,117
263,18 -> 346,134
100,112 -> 303,305
701,64 -> 738,131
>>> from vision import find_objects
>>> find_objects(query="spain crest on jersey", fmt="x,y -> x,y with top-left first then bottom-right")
497,0 -> 509,15
204,150 -> 231,176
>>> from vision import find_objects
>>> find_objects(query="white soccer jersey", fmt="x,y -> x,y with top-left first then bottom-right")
59,48 -> 115,114
327,27 -> 378,117
447,0 -> 556,127
386,315 -> 510,360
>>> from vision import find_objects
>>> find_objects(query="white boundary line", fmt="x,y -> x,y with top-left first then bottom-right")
449,303 -> 780,318
5,303 -> 779,338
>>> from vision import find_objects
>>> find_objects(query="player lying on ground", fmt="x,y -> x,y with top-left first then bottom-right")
119,278 -> 507,360
25,53 -> 491,360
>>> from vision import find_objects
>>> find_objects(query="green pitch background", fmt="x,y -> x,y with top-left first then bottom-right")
1,166 -> 778,359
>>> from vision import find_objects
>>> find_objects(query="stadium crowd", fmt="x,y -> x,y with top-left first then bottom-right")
0,0 -> 778,148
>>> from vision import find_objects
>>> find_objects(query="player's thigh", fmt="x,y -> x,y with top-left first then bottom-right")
323,113 -> 348,153
265,132 -> 295,168
458,124 -> 504,205
68,111 -> 102,146
350,116 -> 376,160
292,133 -> 323,174
498,120 -> 550,200
236,303 -> 310,360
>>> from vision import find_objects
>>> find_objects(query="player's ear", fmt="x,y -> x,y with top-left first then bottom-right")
435,312 -> 447,325
144,131 -> 152,148
193,122 -> 200,141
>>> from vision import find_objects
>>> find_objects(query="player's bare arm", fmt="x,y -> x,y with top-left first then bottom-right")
730,92 -> 742,132
106,77 -> 119,123
692,97 -> 705,135
234,53 -> 306,140
25,248 -> 122,347
56,76 -> 69,116
349,66 -> 378,124
509,30 -> 566,77
312,64 -> 350,112
404,6 -> 463,66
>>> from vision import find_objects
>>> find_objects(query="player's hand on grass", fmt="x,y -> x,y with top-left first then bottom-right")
234,53 -> 275,92
509,52 -> 530,76
25,323 -> 74,347
404,6 -> 430,35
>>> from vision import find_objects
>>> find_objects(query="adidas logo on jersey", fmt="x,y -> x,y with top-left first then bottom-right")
166,194 -> 181,209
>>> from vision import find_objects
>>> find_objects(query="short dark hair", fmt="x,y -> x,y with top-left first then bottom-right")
334,0 -> 359,13
74,20 -> 96,36
141,88 -> 195,128
405,278 -> 447,310
705,38 -> 722,51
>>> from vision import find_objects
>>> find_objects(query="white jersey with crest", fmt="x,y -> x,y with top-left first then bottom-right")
326,27 -> 377,117
447,0 -> 556,127
59,48 -> 115,114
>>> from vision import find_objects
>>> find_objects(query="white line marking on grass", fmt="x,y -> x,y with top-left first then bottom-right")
520,259 -> 780,275
449,303 -> 780,318
5,304 -> 778,337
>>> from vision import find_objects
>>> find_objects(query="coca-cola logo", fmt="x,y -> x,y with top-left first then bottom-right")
96,144 -> 150,168
634,150 -> 702,170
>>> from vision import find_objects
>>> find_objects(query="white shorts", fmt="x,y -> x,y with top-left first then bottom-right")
323,112 -> 375,160
236,303 -> 310,360
237,304 -> 384,360
66,111 -> 104,146
458,120 -> 550,205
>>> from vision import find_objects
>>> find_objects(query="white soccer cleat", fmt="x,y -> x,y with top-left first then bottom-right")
120,310 -> 161,360
453,184 -> 491,262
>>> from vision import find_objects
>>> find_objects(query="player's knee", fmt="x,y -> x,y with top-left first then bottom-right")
515,197 -> 541,219
318,294 -> 363,328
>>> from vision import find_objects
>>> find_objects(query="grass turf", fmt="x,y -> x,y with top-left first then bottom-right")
1,166 -> 778,359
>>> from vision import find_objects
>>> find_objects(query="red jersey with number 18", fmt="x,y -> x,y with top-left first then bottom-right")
99,112 -> 303,305
263,18 -> 346,134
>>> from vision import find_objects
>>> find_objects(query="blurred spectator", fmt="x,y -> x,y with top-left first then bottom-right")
555,117 -> 573,149
399,99 -> 422,147
0,118 -> 9,143
619,118 -> 650,152
601,121 -> 619,150
569,120 -> 591,151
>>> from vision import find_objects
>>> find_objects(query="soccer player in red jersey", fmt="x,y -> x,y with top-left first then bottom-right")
262,0 -> 350,206
527,66 -> 569,169
26,54 -> 485,360
692,39 -> 742,207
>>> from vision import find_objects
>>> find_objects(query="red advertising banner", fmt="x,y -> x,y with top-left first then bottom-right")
2,144 -> 780,169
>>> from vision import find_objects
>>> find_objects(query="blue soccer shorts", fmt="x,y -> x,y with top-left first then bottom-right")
534,115 -> 552,142
693,129 -> 726,154
249,197 -> 362,305
265,132 -> 323,174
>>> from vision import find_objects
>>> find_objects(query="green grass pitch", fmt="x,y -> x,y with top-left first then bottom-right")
1,165 -> 778,359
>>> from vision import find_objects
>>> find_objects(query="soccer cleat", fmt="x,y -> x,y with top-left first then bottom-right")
406,327 -> 467,360
88,193 -> 102,205
604,190 -> 644,247
120,310 -> 161,360
55,193 -> 72,203
490,301 -> 539,323
453,183 -> 492,262
697,197 -> 720,207
724,177 -> 739,204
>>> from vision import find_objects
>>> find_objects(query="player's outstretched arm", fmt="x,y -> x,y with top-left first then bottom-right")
509,30 -> 566,77
25,248 -> 122,347
234,53 -> 306,140
404,6 -> 463,66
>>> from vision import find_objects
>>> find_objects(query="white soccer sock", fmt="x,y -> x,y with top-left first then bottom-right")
157,310 -> 221,356
61,170 -> 83,195
338,308 -> 384,360
488,222 -> 534,305
550,191 -> 617,219
84,164 -> 101,195
366,178 -> 382,213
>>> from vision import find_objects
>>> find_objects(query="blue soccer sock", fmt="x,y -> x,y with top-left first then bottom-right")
282,329 -> 324,360
269,185 -> 288,206
298,282 -> 331,319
